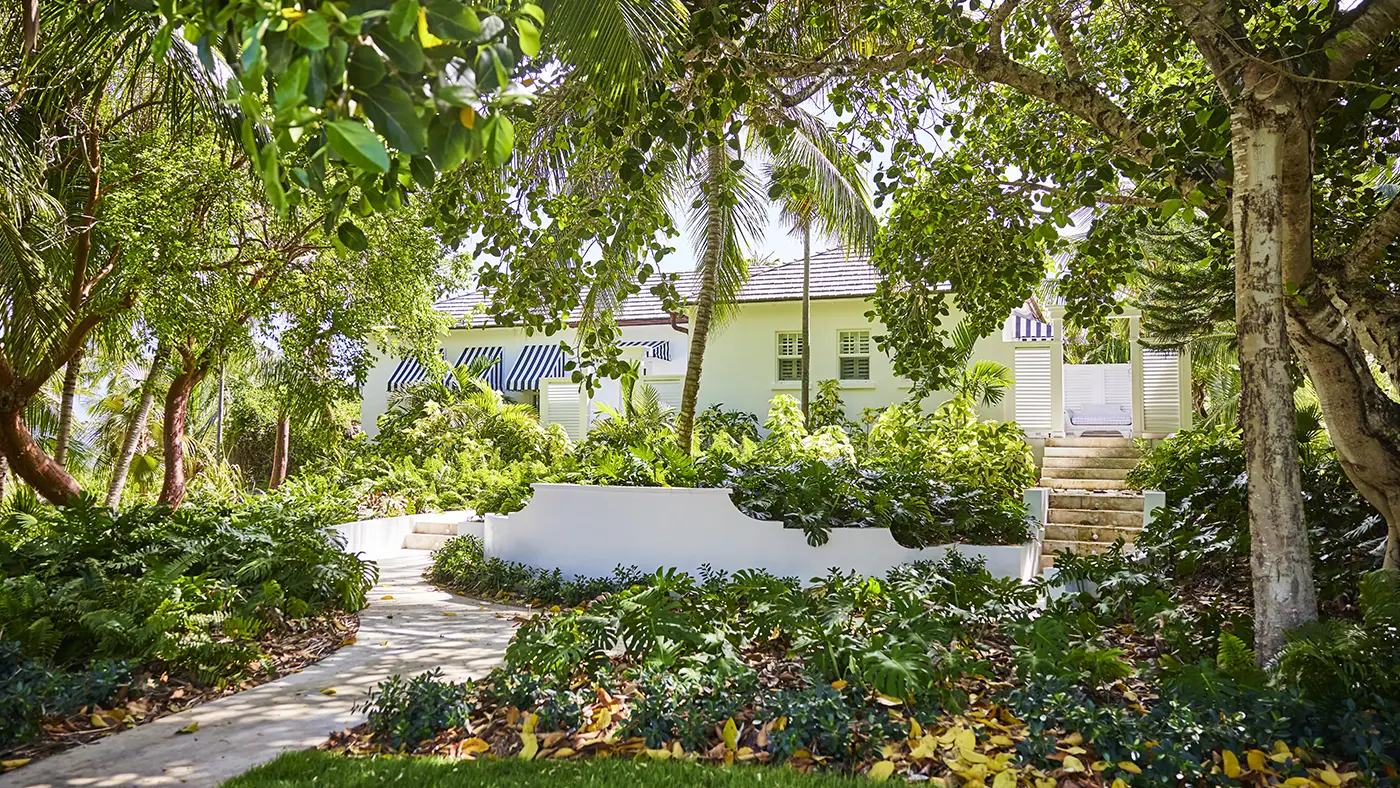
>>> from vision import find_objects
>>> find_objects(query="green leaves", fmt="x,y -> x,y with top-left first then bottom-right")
337,221 -> 370,251
359,84 -> 428,155
348,45 -> 387,89
483,114 -> 515,166
288,13 -> 330,50
326,120 -> 391,174
388,0 -> 420,39
515,2 -> 544,57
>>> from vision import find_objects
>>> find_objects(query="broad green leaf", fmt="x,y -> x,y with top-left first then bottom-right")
372,30 -> 425,72
359,83 -> 428,154
273,56 -> 311,110
388,0 -> 420,39
410,155 -> 437,188
337,221 -> 369,251
425,0 -> 481,40
427,115 -> 468,170
483,113 -> 514,166
326,120 -> 391,173
288,13 -> 330,50
516,17 -> 540,57
348,46 -> 387,89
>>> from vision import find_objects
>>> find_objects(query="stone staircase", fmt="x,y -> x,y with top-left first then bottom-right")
402,517 -> 460,551
1039,437 -> 1145,570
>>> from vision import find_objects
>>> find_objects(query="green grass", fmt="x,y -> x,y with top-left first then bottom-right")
224,751 -> 871,787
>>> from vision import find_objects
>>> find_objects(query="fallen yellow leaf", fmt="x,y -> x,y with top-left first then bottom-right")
955,727 -> 977,753
831,679 -> 848,690
1247,750 -> 1269,772
1118,761 -> 1142,775
723,718 -> 738,750
320,688 -> 337,696
1319,770 -> 1342,787
993,768 -> 1017,788
1,759 -> 32,769
646,748 -> 672,760
1063,754 -> 1086,773
443,611 -> 459,617
460,737 -> 490,754
1223,750 -> 1242,778
177,722 -> 199,735
380,595 -> 394,600
910,719 -> 923,740
867,760 -> 896,781
1111,780 -> 1128,788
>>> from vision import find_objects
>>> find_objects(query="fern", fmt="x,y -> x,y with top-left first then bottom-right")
1216,631 -> 1257,676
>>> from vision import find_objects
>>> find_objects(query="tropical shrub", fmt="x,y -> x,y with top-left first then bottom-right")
0,498 -> 374,680
356,669 -> 476,750
0,642 -> 133,748
427,535 -> 646,607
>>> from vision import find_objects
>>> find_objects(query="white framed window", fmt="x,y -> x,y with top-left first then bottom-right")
776,332 -> 803,382
838,330 -> 871,381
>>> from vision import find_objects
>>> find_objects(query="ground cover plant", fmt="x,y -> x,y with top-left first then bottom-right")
0,494 -> 374,761
352,543 -> 1400,785
228,750 -> 874,787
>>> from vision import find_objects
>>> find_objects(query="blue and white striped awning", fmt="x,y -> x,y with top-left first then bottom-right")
505,344 -> 566,390
618,340 -> 671,361
387,352 -> 442,391
1014,315 -> 1055,341
453,346 -> 505,390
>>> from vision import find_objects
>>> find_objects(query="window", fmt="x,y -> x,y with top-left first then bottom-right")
776,332 -> 803,382
838,330 -> 871,380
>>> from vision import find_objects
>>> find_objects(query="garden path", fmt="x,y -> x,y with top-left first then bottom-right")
1,550 -> 523,788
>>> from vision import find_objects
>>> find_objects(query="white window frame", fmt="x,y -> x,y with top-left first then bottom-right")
776,331 -> 803,383
837,329 -> 872,381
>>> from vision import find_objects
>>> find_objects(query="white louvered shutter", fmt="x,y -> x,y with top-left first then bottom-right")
645,378 -> 684,411
1142,350 -> 1182,434
838,330 -> 871,380
544,382 -> 585,440
1014,346 -> 1053,431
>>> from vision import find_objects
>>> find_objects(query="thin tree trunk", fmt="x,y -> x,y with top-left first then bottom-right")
216,358 -> 225,457
675,144 -> 728,451
54,348 -> 84,468
0,409 -> 83,504
0,454 -> 7,504
1231,95 -> 1317,660
106,346 -> 168,508
268,412 -> 290,489
801,221 -> 812,424
158,353 -> 209,509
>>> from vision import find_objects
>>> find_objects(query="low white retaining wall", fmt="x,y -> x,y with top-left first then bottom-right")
485,484 -> 1047,582
334,510 -> 481,559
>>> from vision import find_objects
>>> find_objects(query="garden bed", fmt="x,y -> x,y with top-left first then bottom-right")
482,484 -> 1046,582
1,612 -> 358,771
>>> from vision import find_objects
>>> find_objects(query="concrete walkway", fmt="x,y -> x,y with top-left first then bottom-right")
3,551 -> 523,788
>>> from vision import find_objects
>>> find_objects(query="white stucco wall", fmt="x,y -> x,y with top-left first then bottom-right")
483,484 -> 1045,582
697,298 -> 1015,423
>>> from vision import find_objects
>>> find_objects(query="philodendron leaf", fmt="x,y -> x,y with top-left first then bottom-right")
326,120 -> 390,174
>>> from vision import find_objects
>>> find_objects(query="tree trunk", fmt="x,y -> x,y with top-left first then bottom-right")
800,221 -> 812,424
158,355 -> 208,509
0,409 -> 84,503
0,454 -> 7,504
54,348 -> 84,468
1287,285 -> 1400,569
106,346 -> 168,508
1230,91 -> 1317,660
268,412 -> 290,489
675,144 -> 728,452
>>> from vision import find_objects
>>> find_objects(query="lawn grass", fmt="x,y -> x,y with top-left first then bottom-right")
224,751 -> 870,787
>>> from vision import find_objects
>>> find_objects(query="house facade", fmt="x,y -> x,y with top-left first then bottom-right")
359,250 -> 1191,441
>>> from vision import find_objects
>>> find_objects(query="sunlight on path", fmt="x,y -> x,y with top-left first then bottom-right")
0,551 -> 522,788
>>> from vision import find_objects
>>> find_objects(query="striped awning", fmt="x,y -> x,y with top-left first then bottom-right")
387,352 -> 441,391
618,340 -> 671,361
505,344 -> 566,390
1014,315 -> 1055,341
453,346 -> 505,390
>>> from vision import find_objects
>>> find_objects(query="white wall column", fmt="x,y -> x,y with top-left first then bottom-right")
1050,316 -> 1065,436
1129,316 -> 1145,438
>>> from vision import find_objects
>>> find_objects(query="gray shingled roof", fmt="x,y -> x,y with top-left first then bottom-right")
436,249 -> 877,328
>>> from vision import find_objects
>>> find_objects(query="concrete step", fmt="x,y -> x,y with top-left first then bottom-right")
1044,446 -> 1142,460
1042,538 -> 1119,557
1040,467 -> 1132,481
1041,477 -> 1133,491
403,533 -> 451,551
1050,492 -> 1144,511
1046,437 -> 1137,449
1042,456 -> 1139,470
413,520 -> 461,535
1045,523 -> 1142,543
1048,508 -> 1144,527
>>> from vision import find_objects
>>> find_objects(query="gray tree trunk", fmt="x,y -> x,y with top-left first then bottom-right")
105,346 -> 168,508
800,221 -> 812,424
54,348 -> 84,468
1230,86 -> 1317,660
675,144 -> 728,452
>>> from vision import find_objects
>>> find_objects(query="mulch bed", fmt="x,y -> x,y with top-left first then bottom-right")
0,612 -> 359,771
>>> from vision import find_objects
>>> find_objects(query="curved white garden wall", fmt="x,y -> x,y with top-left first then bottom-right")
334,511 -> 482,559
484,484 -> 1047,582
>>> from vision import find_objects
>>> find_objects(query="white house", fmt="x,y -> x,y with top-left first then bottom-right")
359,250 -> 1192,442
